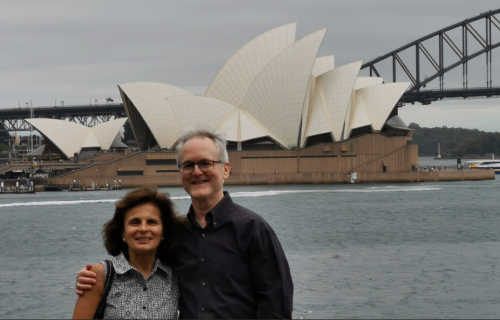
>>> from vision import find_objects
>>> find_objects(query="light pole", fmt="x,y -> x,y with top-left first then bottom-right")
49,151 -> 52,178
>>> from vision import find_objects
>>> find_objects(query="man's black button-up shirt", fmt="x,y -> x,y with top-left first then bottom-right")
172,192 -> 293,319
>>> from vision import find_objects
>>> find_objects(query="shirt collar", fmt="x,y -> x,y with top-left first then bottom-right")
111,252 -> 172,277
187,191 -> 234,228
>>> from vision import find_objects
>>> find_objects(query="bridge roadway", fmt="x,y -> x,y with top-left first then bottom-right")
0,103 -> 125,118
400,86 -> 500,104
1,86 -> 500,131
0,87 -> 500,131
0,103 -> 126,131
0,162 -> 88,175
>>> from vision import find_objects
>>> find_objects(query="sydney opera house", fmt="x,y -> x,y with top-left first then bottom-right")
42,23 -> 428,186
27,118 -> 127,159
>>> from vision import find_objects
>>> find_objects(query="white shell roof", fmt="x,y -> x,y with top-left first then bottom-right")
314,61 -> 362,141
27,119 -> 88,158
92,118 -> 128,150
205,23 -> 297,107
214,109 -> 270,142
300,75 -> 315,146
165,95 -> 236,148
356,82 -> 410,131
27,118 -> 126,158
311,55 -> 335,77
354,77 -> 384,90
239,109 -> 271,141
214,109 -> 239,141
342,76 -> 382,140
240,28 -> 327,148
119,82 -> 193,149
113,24 -> 412,150
345,92 -> 372,139
81,130 -> 100,149
302,81 -> 332,139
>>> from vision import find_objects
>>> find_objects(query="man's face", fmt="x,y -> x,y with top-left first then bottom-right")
178,136 -> 230,204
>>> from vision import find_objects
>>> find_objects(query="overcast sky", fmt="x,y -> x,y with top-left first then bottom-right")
1,1 -> 499,131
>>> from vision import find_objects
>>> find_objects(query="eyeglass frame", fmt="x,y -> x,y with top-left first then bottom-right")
178,160 -> 223,174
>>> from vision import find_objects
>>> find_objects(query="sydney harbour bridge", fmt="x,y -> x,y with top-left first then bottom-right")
1,9 -> 499,132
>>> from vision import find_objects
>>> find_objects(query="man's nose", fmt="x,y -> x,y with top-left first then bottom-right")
192,164 -> 204,175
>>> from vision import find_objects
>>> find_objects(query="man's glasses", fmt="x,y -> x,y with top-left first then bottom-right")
178,160 -> 223,174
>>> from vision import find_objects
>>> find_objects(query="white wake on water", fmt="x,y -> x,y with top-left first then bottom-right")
0,186 -> 441,207
0,196 -> 190,208
229,187 -> 441,197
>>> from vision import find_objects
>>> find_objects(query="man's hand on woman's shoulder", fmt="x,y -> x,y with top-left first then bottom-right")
75,264 -> 97,296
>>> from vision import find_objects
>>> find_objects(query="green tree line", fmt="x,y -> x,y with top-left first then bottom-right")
0,123 -> 10,152
409,123 -> 500,157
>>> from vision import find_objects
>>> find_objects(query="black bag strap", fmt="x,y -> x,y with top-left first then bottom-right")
93,260 -> 115,319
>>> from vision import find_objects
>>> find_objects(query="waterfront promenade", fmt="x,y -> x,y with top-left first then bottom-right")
48,169 -> 495,187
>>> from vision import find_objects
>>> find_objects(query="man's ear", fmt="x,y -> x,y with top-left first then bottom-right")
223,162 -> 231,180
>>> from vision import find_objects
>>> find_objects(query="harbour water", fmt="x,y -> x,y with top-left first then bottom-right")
1,163 -> 499,318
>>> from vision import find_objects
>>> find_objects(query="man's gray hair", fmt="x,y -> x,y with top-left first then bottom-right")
175,127 -> 229,164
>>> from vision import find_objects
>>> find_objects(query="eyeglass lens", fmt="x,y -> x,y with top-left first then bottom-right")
181,161 -> 217,174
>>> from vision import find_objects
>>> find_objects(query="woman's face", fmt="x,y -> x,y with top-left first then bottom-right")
123,203 -> 163,256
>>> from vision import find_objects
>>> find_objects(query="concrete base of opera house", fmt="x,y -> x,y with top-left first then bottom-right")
223,170 -> 495,184
48,170 -> 495,187
46,134 -> 495,187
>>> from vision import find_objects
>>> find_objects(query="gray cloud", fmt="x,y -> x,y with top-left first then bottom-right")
0,0 -> 499,130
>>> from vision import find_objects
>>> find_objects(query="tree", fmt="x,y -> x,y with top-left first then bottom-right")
0,123 -> 10,142
123,121 -> 136,141
411,125 -> 500,157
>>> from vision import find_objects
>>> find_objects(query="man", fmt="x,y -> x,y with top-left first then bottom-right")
76,128 -> 294,319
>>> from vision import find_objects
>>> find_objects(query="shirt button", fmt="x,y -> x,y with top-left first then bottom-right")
202,234 -> 205,238
201,282 -> 206,286
142,306 -> 146,310
201,307 -> 205,311
201,258 -> 205,262
213,222 -> 217,226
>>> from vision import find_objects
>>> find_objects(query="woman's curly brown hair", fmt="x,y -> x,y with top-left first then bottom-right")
103,187 -> 184,262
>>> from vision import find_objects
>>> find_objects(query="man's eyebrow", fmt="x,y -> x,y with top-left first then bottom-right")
183,159 -> 212,163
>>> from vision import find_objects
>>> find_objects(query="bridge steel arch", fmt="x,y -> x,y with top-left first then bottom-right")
0,103 -> 126,131
361,9 -> 500,104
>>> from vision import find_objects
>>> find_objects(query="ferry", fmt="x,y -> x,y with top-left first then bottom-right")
465,160 -> 500,174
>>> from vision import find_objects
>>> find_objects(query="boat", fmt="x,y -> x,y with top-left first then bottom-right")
465,159 -> 500,174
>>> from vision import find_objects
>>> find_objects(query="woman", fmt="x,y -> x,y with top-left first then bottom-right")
73,188 -> 183,319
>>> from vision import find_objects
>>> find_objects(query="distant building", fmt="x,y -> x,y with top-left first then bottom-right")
119,23 -> 413,152
48,23 -> 425,186
26,118 -> 127,159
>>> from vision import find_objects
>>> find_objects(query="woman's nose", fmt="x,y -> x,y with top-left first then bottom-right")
139,222 -> 148,231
